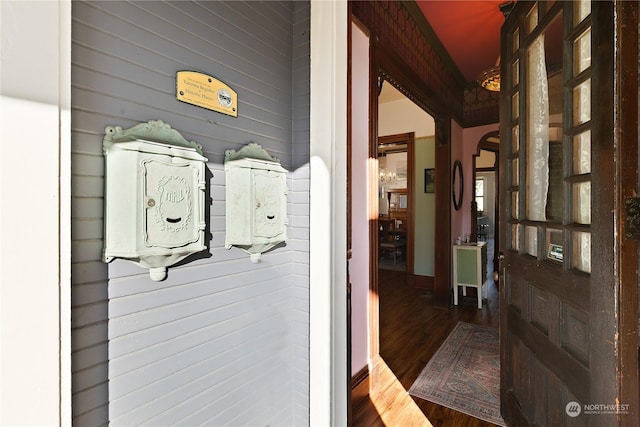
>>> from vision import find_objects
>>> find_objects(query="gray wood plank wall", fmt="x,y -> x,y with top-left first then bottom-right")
71,1 -> 310,425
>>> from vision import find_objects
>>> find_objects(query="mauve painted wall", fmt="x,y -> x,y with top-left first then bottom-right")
350,22 -> 370,376
451,121 -> 466,244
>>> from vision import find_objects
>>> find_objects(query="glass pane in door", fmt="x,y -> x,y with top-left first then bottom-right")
526,4 -> 538,35
525,226 -> 537,257
574,0 -> 591,25
573,231 -> 591,273
574,29 -> 591,75
573,131 -> 591,174
512,125 -> 519,153
573,79 -> 591,125
546,141 -> 563,223
572,182 -> 591,224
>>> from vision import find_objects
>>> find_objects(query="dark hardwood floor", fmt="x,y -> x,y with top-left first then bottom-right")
352,267 -> 500,426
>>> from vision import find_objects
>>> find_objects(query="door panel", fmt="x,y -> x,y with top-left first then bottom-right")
499,2 -> 623,425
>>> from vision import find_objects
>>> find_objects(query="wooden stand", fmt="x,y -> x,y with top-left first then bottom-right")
452,242 -> 487,309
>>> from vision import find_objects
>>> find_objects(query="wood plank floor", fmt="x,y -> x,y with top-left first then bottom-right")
352,267 -> 501,427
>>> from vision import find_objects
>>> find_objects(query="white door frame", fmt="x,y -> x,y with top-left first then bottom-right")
309,0 -> 349,425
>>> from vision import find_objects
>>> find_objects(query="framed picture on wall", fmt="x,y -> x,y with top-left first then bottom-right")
424,168 -> 435,193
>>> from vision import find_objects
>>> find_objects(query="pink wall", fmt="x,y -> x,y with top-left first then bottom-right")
450,121 -> 465,244
350,23 -> 370,376
451,123 -> 500,243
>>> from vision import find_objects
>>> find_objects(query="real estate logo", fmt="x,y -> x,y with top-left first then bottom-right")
565,401 -> 581,417
565,401 -> 631,417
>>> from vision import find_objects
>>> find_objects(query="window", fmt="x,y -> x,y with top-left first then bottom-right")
475,178 -> 485,213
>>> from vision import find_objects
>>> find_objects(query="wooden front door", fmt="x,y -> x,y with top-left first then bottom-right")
499,2 -> 638,426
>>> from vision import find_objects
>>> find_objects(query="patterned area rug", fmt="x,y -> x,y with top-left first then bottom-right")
408,322 -> 505,426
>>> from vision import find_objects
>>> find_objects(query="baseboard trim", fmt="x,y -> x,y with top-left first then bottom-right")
409,274 -> 434,290
351,365 -> 370,409
352,365 -> 369,386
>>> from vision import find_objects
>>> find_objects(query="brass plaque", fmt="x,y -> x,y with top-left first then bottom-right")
176,71 -> 237,117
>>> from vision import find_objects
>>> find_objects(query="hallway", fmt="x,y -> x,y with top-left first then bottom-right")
353,268 -> 500,426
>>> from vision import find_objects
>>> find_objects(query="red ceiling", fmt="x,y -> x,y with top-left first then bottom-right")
416,1 -> 506,83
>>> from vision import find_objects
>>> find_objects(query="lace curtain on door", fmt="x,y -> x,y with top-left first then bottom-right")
526,34 -> 549,222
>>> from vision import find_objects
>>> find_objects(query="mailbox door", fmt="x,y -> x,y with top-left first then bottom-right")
143,157 -> 202,248
253,169 -> 286,240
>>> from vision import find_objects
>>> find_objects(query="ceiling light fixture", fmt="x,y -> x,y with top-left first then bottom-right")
476,1 -> 515,92
477,57 -> 501,92
379,168 -> 397,187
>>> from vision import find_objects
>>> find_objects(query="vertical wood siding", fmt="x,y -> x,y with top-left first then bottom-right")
71,1 -> 310,425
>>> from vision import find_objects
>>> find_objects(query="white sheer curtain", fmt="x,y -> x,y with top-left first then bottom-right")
526,35 -> 549,222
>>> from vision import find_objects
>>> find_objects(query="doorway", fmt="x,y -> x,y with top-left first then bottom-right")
377,133 -> 414,273
372,71 -> 444,374
349,8 -> 454,417
471,131 -> 499,279
377,83 -> 436,283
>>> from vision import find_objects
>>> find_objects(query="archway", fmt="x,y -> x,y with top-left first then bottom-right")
471,130 -> 499,276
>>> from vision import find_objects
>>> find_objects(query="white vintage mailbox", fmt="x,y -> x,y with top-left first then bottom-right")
103,120 -> 208,281
224,143 -> 288,262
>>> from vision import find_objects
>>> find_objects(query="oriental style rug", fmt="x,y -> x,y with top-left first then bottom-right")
408,322 -> 506,426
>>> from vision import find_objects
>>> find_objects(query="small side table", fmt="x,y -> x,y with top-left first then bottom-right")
452,242 -> 488,309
